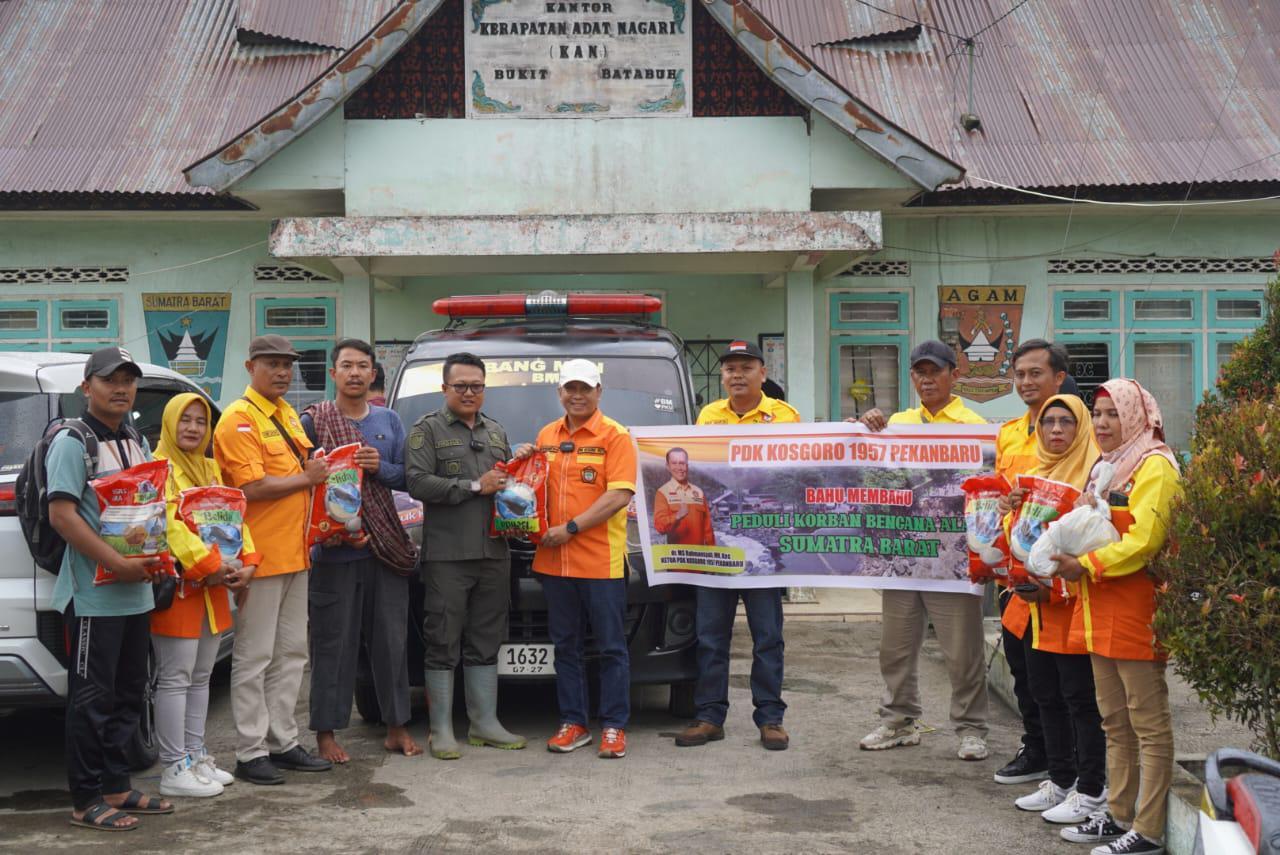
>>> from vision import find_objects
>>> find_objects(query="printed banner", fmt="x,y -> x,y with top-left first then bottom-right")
631,422 -> 999,593
141,292 -> 231,399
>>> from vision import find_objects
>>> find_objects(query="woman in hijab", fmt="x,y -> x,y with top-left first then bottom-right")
1001,394 -> 1108,828
1050,379 -> 1182,855
152,393 -> 261,798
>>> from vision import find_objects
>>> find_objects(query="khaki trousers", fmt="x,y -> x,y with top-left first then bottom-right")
231,571 -> 309,763
878,589 -> 989,738
1091,655 -> 1174,841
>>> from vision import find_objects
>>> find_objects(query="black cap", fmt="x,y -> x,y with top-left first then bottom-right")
83,346 -> 142,380
248,334 -> 300,360
719,339 -> 765,363
909,340 -> 957,369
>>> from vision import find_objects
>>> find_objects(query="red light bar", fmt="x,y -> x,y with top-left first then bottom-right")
433,293 -> 661,318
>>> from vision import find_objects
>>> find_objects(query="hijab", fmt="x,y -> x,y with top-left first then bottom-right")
1088,378 -> 1180,493
1034,393 -> 1099,490
153,393 -> 222,488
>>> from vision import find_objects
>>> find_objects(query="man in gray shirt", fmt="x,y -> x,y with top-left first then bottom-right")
405,352 -> 527,760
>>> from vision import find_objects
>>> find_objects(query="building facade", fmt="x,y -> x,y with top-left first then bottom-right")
2,0 -> 1276,451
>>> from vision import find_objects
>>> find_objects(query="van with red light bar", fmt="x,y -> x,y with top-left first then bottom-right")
360,291 -> 700,720
0,351 -> 228,770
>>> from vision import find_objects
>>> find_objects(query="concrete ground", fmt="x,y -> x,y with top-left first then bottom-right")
0,589 -> 1252,854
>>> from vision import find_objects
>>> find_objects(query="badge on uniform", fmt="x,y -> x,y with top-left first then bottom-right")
581,467 -> 597,484
446,461 -> 461,475
408,430 -> 425,450
762,413 -> 774,422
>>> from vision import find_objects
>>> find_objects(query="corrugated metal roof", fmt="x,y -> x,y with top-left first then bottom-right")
237,0 -> 399,49
0,0 -> 387,196
769,0 -> 1280,190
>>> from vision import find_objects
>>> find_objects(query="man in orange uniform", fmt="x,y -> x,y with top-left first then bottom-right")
652,448 -> 715,546
535,359 -> 637,760
214,335 -> 332,785
992,339 -> 1069,785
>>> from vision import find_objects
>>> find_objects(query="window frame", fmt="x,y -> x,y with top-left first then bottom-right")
252,294 -> 339,408
1053,289 -> 1120,330
1125,289 -> 1203,329
829,291 -> 910,331
1209,289 -> 1267,329
829,334 -> 909,420
52,298 -> 119,339
0,300 -> 47,339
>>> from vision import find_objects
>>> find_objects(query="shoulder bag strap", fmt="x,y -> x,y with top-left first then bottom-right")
241,397 -> 308,467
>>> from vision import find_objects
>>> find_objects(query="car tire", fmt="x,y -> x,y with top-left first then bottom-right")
668,680 -> 696,719
126,640 -> 160,771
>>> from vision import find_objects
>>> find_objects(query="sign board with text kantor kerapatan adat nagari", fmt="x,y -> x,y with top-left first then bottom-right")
465,0 -> 692,118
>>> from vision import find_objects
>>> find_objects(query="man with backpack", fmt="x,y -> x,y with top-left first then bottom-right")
42,347 -> 173,830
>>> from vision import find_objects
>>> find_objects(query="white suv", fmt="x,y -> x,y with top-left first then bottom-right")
0,351 -> 227,768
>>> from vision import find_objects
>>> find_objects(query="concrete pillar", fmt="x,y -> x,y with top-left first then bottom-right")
784,270 -> 816,420
334,261 -> 373,342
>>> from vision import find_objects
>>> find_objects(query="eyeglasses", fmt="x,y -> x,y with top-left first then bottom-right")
559,441 -> 575,453
447,383 -> 486,395
469,439 -> 486,452
1040,416 -> 1078,430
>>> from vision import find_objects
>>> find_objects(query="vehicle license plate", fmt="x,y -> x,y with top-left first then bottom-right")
497,644 -> 556,676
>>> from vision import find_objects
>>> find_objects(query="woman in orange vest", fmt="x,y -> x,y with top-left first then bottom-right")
999,394 -> 1107,826
151,393 -> 261,798
1050,379 -> 1182,855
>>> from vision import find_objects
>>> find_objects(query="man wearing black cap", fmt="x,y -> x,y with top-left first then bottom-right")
47,347 -> 173,828
214,335 -> 331,784
851,340 -> 992,763
677,339 -> 799,752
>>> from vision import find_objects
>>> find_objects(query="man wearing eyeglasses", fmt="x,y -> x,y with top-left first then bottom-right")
405,351 -> 527,760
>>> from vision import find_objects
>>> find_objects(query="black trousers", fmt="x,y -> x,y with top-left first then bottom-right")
1026,643 -> 1107,796
308,557 -> 412,730
65,607 -> 150,811
999,590 -> 1045,758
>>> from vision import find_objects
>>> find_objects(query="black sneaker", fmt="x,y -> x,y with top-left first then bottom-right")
1060,811 -> 1128,844
993,745 -> 1049,784
234,756 -> 284,786
1089,830 -> 1163,855
268,745 -> 333,772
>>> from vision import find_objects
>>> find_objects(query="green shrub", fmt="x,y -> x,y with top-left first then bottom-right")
1152,276 -> 1280,759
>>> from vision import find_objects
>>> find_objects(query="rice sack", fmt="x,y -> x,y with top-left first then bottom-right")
178,485 -> 248,562
1008,474 -> 1081,581
961,473 -> 1010,583
491,451 -> 549,542
1026,462 -> 1120,578
307,443 -> 365,547
92,459 -> 177,584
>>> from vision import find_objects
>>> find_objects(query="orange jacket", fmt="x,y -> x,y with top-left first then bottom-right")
996,413 -> 1039,638
532,409 -> 638,580
653,479 -> 715,546
1076,454 -> 1181,661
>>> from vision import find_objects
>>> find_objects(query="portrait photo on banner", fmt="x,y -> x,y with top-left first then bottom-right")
630,423 -> 999,594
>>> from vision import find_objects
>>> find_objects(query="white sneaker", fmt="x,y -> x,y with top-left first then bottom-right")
859,722 -> 921,751
957,735 -> 989,761
1043,787 -> 1108,824
194,752 -> 235,786
160,756 -> 224,798
1015,779 -> 1069,812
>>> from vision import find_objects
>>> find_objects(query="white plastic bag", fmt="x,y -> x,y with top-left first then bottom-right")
1026,462 -> 1121,578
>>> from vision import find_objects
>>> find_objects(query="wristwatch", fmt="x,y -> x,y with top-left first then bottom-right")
469,479 -> 482,493
565,519 -> 579,535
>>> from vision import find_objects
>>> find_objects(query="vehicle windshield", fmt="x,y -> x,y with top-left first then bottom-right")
393,356 -> 689,443
0,392 -> 50,479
